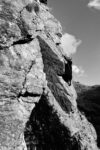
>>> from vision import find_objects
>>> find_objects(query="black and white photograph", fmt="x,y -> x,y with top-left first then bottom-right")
0,0 -> 100,149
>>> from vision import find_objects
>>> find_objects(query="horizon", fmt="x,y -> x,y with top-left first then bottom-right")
48,0 -> 100,86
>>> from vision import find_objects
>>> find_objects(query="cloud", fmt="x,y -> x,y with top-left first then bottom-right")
60,33 -> 81,56
72,65 -> 84,76
88,0 -> 100,10
60,33 -> 84,77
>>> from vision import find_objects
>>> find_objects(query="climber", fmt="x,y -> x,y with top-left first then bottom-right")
62,56 -> 72,86
39,0 -> 47,4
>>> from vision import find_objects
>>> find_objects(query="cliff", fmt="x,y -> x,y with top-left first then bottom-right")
74,82 -> 100,148
0,0 -> 99,149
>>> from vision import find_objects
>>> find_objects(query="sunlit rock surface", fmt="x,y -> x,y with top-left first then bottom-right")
0,0 -> 99,149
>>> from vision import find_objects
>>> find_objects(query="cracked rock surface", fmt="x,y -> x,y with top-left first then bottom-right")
0,0 -> 99,150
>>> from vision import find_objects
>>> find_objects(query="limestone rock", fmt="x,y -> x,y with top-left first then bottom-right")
0,0 -> 99,150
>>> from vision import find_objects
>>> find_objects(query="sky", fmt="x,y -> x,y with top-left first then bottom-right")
48,0 -> 100,85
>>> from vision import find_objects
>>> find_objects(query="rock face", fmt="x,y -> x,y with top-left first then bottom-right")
0,0 -> 99,149
74,82 -> 100,148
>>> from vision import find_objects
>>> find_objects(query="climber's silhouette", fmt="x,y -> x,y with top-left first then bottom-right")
62,56 -> 72,86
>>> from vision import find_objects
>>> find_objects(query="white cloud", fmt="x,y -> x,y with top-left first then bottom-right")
60,33 -> 81,57
72,65 -> 84,76
60,33 -> 84,77
88,0 -> 100,10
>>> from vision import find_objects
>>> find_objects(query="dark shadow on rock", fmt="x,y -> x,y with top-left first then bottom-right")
39,0 -> 47,5
12,35 -> 33,45
24,94 -> 80,150
62,57 -> 72,86
37,36 -> 72,113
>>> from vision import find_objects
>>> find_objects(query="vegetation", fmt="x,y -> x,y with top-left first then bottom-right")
74,82 -> 100,147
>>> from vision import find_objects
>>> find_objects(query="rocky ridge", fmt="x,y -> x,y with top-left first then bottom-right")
74,82 -> 100,148
0,0 -> 99,149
